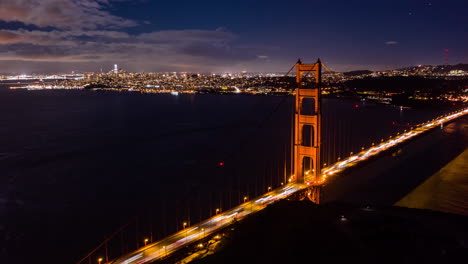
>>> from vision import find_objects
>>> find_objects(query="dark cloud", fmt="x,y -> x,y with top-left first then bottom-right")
13,44 -> 73,59
0,0 -> 137,29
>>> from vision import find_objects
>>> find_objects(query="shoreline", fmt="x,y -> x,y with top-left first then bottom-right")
395,148 -> 468,215
4,85 -> 466,110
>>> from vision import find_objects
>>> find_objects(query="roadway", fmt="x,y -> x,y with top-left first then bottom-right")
109,183 -> 305,264
317,108 -> 468,184
109,107 -> 468,264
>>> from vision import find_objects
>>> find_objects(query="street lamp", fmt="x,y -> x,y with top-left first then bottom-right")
243,196 -> 252,212
215,208 -> 220,215
144,238 -> 149,246
267,186 -> 271,192
183,222 -> 188,241
98,258 -> 103,264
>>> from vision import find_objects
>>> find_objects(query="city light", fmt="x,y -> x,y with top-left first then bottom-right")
5,64 -> 466,104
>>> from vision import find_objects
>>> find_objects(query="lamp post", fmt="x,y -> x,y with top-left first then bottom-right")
267,186 -> 272,192
215,208 -> 220,215
98,258 -> 103,264
183,222 -> 188,242
144,238 -> 149,246
244,196 -> 252,212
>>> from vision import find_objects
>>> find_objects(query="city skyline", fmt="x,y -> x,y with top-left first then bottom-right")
0,0 -> 467,74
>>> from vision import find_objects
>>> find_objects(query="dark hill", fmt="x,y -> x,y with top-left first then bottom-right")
345,76 -> 467,93
191,200 -> 467,264
397,64 -> 468,73
343,70 -> 373,76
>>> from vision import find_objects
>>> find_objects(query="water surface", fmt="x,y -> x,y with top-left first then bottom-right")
0,84 -> 455,264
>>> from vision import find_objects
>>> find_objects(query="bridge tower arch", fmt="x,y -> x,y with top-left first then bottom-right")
293,59 -> 322,203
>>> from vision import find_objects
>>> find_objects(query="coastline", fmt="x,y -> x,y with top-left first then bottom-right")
395,148 -> 468,215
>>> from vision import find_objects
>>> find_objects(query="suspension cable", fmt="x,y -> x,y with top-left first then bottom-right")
321,62 -> 352,91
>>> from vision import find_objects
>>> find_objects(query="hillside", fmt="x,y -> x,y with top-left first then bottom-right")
188,200 -> 467,264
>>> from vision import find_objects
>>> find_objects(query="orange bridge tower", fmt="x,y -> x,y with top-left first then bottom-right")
293,59 -> 322,203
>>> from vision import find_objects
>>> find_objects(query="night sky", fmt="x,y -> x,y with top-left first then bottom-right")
0,0 -> 467,73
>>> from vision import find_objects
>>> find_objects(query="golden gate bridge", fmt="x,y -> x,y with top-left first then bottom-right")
76,60 -> 468,264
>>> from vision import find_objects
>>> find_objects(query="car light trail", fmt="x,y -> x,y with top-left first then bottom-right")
316,107 -> 468,185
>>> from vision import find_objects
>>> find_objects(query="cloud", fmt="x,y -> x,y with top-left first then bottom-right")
138,30 -> 235,44
0,28 -> 265,72
257,55 -> 269,59
0,1 -> 274,73
0,29 -> 131,46
385,41 -> 399,45
0,31 -> 23,44
0,0 -> 137,29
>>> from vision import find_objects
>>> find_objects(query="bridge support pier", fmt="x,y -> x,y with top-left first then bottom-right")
305,186 -> 321,204
288,186 -> 321,204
